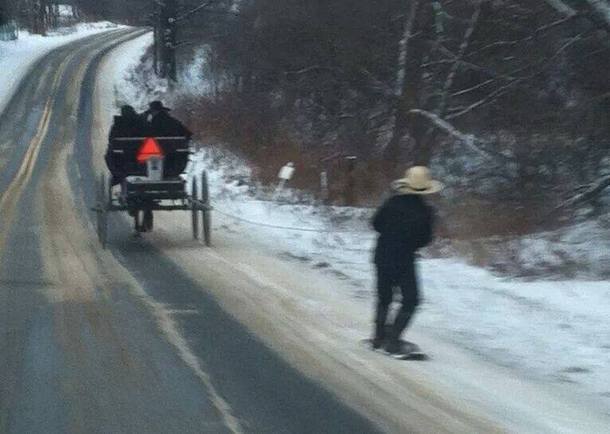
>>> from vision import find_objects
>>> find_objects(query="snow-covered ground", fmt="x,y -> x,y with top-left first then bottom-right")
0,21 -> 123,115
182,147 -> 610,402
88,33 -> 610,431
431,219 -> 610,280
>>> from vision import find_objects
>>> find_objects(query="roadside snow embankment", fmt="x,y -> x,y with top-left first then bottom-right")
0,21 -> 123,115
95,31 -> 154,125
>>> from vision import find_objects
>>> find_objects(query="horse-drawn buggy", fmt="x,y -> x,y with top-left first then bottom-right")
95,135 -> 211,248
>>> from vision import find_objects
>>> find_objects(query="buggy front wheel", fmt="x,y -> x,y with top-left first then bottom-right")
201,171 -> 211,247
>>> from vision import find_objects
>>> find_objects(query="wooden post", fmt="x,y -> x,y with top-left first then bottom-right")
344,156 -> 357,206
320,170 -> 329,204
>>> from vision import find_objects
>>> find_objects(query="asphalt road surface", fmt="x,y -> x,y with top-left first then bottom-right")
0,29 -> 383,434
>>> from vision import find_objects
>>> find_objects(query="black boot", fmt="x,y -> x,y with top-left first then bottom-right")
371,336 -> 385,350
384,326 -> 401,355
372,304 -> 389,349
143,209 -> 153,231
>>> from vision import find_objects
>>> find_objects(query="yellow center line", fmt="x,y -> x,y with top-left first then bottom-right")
0,29 -> 143,254
0,46 -> 82,252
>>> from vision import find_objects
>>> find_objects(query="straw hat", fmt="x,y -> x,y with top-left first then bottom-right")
391,166 -> 443,195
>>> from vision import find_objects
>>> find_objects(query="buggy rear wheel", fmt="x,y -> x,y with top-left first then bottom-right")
96,173 -> 110,248
191,178 -> 199,240
202,209 -> 211,247
201,171 -> 211,247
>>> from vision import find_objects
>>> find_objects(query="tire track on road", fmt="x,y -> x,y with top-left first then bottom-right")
0,29 -> 130,254
2,29 -> 232,434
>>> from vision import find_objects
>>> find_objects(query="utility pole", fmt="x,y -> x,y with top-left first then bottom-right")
29,0 -> 45,35
154,0 -> 178,81
153,1 -> 231,82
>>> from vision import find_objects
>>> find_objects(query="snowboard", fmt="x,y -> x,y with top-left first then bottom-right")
360,338 -> 429,361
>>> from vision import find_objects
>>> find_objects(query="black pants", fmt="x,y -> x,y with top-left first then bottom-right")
104,152 -> 125,186
374,260 -> 419,342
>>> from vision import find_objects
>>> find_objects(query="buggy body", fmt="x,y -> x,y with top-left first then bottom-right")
95,136 -> 211,247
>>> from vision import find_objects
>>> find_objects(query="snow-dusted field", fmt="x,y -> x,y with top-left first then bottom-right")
92,36 -> 610,432
0,21 -> 123,115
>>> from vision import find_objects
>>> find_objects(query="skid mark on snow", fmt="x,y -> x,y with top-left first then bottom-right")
279,251 -> 311,263
166,308 -> 200,316
560,366 -> 591,374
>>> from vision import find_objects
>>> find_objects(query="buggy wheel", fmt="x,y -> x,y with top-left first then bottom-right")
201,171 -> 211,247
96,173 -> 109,248
191,178 -> 199,240
201,170 -> 209,204
202,209 -> 211,247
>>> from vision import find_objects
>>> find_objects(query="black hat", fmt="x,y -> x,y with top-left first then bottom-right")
149,100 -> 171,112
120,105 -> 137,117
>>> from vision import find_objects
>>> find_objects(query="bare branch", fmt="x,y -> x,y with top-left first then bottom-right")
429,41 -> 512,79
545,0 -> 610,30
408,109 -> 493,159
285,65 -> 339,75
450,78 -> 497,98
446,79 -> 521,120
395,0 -> 421,97
544,0 -> 578,17
175,0 -> 236,22
437,1 -> 482,116
447,32 -> 592,119
467,15 -> 579,58
360,68 -> 395,98
557,175 -> 610,209
585,0 -> 610,26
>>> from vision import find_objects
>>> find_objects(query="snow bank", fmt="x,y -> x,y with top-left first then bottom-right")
0,21 -> 123,115
95,32 -> 154,128
431,219 -> 610,280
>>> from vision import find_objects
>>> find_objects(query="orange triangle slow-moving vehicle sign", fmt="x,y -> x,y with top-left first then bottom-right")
137,137 -> 164,163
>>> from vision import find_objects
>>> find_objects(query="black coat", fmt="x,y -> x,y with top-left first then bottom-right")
372,194 -> 434,266
148,111 -> 192,138
106,115 -> 149,181
108,115 -> 148,140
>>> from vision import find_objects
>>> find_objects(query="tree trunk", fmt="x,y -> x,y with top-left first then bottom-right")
436,2 -> 482,117
385,1 -> 433,166
384,0 -> 421,164
416,1 -> 483,164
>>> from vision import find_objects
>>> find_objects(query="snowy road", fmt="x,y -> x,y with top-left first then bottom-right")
0,29 -> 380,434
